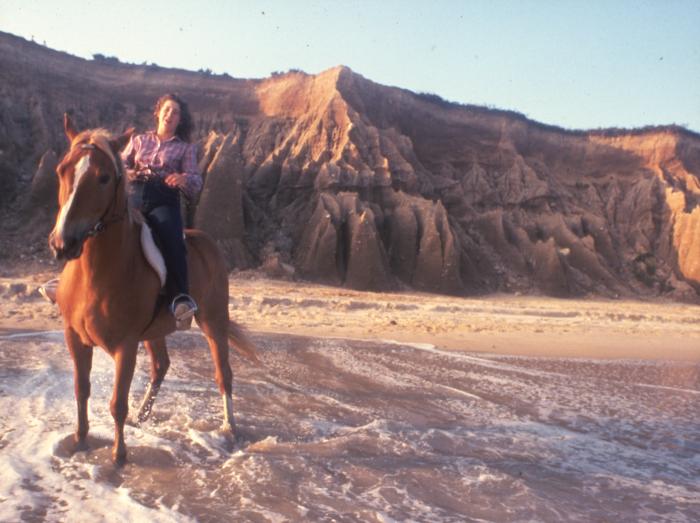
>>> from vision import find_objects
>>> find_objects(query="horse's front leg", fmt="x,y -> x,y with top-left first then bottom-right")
134,338 -> 170,424
110,343 -> 138,465
65,329 -> 93,451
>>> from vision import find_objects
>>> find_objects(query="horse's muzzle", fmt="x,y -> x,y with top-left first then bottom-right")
49,230 -> 84,260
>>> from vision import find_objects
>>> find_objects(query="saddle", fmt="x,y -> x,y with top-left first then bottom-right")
140,222 -> 167,288
141,220 -> 196,330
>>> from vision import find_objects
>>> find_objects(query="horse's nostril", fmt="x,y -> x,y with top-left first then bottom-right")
51,244 -> 65,260
49,231 -> 81,260
61,235 -> 85,260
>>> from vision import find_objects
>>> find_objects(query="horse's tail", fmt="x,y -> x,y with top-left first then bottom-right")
228,320 -> 261,365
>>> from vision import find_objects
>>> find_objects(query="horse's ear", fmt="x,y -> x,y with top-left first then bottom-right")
110,127 -> 135,154
64,113 -> 79,142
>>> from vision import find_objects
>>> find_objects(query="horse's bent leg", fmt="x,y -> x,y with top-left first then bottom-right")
201,328 -> 235,433
135,338 -> 170,423
66,329 -> 93,451
110,344 -> 138,465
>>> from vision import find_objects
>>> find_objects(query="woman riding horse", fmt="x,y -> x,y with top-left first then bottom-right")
48,114 -> 258,465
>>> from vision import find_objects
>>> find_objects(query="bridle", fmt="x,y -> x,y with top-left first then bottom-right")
71,141 -> 127,238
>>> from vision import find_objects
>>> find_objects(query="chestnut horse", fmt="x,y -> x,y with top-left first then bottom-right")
49,114 -> 258,465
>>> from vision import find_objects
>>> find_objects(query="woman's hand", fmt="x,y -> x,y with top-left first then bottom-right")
164,173 -> 189,190
128,168 -> 154,180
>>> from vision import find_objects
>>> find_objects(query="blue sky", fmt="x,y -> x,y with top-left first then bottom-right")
2,0 -> 699,132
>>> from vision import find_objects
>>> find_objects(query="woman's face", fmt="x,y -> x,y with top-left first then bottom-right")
157,99 -> 181,137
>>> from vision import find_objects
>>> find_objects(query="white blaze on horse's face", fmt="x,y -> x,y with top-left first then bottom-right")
53,153 -> 91,242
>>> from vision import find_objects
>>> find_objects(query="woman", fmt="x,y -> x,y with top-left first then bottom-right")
121,93 -> 202,329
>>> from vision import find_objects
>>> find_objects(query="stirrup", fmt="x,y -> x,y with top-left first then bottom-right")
38,278 -> 59,304
171,294 -> 198,330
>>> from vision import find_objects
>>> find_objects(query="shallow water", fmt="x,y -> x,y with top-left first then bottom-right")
0,330 -> 698,522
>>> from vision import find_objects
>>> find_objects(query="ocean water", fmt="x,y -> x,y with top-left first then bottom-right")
0,329 -> 698,522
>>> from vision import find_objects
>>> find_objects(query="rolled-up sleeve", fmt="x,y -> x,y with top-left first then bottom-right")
181,142 -> 202,199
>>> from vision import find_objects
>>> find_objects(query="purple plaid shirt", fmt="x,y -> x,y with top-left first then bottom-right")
121,131 -> 202,199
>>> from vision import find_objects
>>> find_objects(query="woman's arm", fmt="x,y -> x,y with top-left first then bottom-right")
120,134 -> 139,179
164,143 -> 202,199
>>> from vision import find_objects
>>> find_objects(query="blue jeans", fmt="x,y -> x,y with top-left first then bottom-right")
129,180 -> 188,300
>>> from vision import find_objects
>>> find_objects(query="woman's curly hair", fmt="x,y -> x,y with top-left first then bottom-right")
153,93 -> 193,142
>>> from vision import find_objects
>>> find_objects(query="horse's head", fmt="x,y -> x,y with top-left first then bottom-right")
49,114 -> 134,260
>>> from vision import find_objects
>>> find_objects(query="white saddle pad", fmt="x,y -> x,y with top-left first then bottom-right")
140,223 -> 167,288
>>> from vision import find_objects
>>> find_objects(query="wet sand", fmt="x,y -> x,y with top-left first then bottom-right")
3,272 -> 699,362
1,273 -> 699,521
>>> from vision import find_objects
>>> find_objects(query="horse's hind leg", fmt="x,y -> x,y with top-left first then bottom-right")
65,329 -> 93,451
134,338 -> 170,424
110,343 -> 138,465
198,319 -> 235,433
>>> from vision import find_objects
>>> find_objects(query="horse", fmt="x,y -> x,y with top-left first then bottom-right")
48,114 -> 259,465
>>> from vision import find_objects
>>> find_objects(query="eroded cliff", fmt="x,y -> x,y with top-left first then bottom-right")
2,32 -> 699,300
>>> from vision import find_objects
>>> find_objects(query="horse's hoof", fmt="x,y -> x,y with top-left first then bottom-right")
125,416 -> 140,428
73,438 -> 89,453
216,425 -> 238,450
219,423 -> 237,439
112,447 -> 127,467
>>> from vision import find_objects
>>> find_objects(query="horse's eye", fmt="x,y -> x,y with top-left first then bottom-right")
98,174 -> 110,185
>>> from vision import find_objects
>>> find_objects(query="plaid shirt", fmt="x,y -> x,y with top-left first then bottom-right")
121,131 -> 202,199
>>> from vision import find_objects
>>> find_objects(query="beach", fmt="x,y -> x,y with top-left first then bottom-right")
1,273 -> 699,521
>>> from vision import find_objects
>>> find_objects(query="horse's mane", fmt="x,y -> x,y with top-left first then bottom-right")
70,128 -> 135,224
